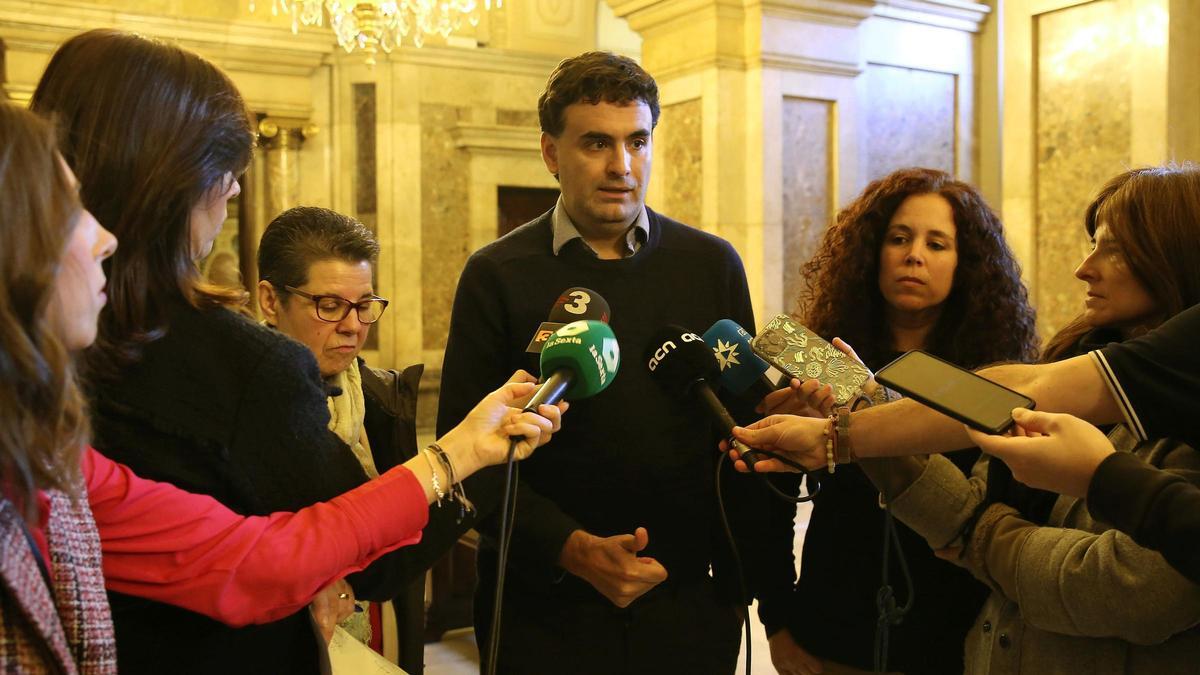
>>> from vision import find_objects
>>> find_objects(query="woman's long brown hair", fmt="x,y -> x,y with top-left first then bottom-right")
1043,165 -> 1200,361
30,29 -> 253,380
0,104 -> 89,517
798,167 -> 1039,370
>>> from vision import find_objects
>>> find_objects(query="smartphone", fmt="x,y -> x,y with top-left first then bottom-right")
750,314 -> 872,406
874,350 -> 1034,434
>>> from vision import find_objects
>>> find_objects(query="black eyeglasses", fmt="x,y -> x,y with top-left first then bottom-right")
284,285 -> 390,324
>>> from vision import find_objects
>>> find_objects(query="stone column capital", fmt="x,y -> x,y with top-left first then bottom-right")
257,117 -> 319,151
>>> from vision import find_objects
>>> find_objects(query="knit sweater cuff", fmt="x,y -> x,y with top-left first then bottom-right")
887,454 -> 978,548
965,502 -> 1029,598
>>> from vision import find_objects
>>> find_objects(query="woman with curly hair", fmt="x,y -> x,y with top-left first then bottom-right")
757,167 -> 1039,675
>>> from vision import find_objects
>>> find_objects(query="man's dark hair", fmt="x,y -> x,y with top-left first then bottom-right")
257,206 -> 380,293
538,51 -> 660,136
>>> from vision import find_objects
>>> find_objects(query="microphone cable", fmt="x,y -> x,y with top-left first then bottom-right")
741,447 -> 823,504
485,438 -> 520,675
714,450 -> 753,675
714,443 -> 823,675
873,502 -> 914,673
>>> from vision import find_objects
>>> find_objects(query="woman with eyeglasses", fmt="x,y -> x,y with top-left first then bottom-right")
26,29 -> 503,674
255,206 -> 477,672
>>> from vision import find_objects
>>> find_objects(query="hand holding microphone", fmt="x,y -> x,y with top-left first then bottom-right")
488,316 -> 621,673
438,373 -> 567,475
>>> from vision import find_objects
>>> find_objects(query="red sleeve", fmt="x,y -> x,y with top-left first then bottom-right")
84,447 -> 429,627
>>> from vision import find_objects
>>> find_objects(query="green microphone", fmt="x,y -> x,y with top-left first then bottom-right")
523,319 -> 621,412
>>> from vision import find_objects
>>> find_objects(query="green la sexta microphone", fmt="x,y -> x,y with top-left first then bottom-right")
523,319 -> 620,412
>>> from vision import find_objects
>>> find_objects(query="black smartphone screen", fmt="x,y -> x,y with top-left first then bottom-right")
875,350 -> 1034,433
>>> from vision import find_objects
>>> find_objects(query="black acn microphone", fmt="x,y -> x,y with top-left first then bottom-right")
644,325 -> 760,468
524,287 -> 612,353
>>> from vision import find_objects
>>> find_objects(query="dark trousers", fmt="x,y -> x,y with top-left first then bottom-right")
475,573 -> 742,675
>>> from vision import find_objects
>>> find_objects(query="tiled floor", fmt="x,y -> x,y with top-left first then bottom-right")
423,501 -> 812,675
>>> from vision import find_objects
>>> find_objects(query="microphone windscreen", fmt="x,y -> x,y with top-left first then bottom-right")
644,325 -> 718,395
547,287 -> 611,324
703,319 -> 770,394
539,320 -> 621,400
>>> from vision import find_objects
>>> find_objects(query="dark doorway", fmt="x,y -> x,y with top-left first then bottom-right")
497,186 -> 560,237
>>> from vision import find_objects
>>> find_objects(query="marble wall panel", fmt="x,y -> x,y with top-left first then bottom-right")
781,97 -> 833,313
421,103 -> 473,350
355,83 -> 378,219
496,109 -> 540,127
1035,0 -> 1132,338
865,64 -> 956,182
354,83 -> 379,350
656,98 -> 703,228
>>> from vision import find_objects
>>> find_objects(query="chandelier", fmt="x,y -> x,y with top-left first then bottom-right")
251,1 -> 502,64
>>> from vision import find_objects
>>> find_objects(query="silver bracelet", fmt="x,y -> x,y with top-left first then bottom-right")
421,447 -> 445,506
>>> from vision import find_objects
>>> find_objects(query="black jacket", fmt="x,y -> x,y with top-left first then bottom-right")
360,361 -> 500,674
91,299 -> 444,674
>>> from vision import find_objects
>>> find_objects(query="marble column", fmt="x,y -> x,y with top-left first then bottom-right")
1002,0 -> 1200,339
608,0 -> 987,323
259,117 -> 319,217
0,37 -> 8,101
240,117 -> 319,290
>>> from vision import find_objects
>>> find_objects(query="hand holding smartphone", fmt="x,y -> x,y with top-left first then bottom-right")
750,315 -> 872,406
875,350 -> 1034,434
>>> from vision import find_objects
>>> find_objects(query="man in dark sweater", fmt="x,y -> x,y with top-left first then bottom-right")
437,52 -> 785,673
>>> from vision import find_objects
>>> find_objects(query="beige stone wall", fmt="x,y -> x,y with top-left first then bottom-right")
614,0 -> 988,324
657,98 -> 704,229
863,63 -> 956,181
999,0 -> 1194,343
780,97 -> 833,311
0,0 -> 600,375
1034,0 -> 1133,339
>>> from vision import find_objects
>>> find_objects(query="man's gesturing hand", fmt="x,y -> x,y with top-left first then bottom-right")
559,527 -> 669,608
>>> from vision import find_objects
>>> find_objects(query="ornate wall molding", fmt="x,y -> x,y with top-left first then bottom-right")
348,43 -> 561,78
0,0 -> 331,71
0,0 -> 332,114
758,51 -> 862,76
872,0 -> 990,33
451,123 -> 544,157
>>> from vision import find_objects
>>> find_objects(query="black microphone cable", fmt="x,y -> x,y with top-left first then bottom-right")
485,438 -> 520,675
714,450 -> 753,675
711,442 -> 824,675
873,502 -> 914,674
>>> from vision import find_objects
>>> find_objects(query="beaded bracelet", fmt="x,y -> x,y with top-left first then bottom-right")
427,443 -> 475,523
421,447 -> 445,506
823,412 -> 838,474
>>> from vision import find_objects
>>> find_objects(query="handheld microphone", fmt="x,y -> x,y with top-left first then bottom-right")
492,318 -> 618,675
702,319 -> 779,402
525,287 -> 611,353
524,319 -> 621,412
644,325 -> 759,468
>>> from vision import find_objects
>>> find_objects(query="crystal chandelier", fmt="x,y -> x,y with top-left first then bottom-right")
251,1 -> 502,64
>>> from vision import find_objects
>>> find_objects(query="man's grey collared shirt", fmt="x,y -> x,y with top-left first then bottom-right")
550,198 -> 649,258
